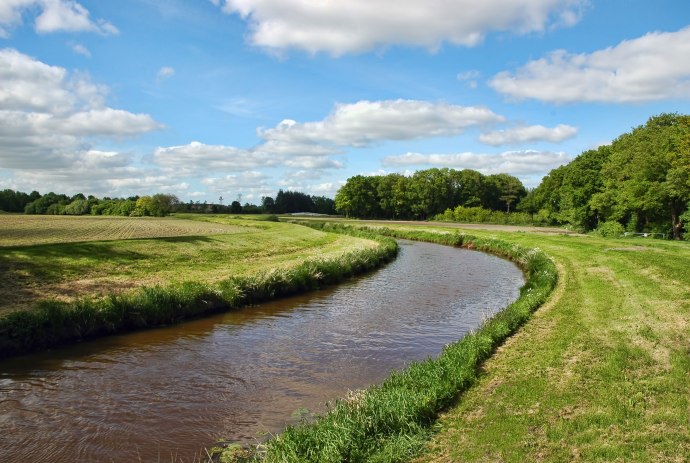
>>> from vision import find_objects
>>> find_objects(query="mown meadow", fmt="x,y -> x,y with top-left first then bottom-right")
0,214 -> 376,313
217,219 -> 688,463
408,224 -> 690,463
0,215 -> 396,357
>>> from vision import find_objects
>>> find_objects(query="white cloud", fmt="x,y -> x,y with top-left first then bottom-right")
7,150 -> 183,197
0,0 -> 118,36
154,141 -> 274,174
71,43 -> 91,57
479,124 -> 577,146
382,150 -> 572,176
156,66 -> 175,81
490,26 -> 690,103
0,49 -> 161,171
202,171 -> 269,188
155,99 -> 501,177
214,0 -> 586,55
258,100 -> 505,147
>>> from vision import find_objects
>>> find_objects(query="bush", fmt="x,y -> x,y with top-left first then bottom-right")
595,220 -> 625,238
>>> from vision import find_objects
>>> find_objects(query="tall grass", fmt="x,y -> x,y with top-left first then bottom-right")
235,222 -> 557,463
0,228 -> 397,359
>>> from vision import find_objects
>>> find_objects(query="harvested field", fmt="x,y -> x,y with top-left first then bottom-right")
0,216 -> 377,314
0,215 -> 250,247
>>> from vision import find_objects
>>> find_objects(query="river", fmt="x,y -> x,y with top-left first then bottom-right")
0,240 -> 524,462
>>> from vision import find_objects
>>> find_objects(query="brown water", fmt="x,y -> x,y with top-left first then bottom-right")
0,240 -> 524,462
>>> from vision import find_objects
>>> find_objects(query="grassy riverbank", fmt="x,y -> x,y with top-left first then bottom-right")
407,224 -> 690,462
0,216 -> 396,358
224,223 -> 557,463
225,220 -> 688,463
0,215 -> 375,313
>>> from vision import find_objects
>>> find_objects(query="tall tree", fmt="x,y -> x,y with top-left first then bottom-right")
598,114 -> 690,239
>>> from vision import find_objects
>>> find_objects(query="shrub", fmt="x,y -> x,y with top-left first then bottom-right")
595,220 -> 625,238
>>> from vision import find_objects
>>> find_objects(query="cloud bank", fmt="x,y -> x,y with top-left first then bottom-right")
480,124 -> 577,146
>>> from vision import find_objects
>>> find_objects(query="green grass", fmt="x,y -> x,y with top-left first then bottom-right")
384,225 -> 690,463
0,221 -> 397,358
227,223 -> 557,463
226,220 -> 689,463
0,216 -> 377,313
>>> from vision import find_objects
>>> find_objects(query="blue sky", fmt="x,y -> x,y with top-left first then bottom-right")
1,0 -> 689,203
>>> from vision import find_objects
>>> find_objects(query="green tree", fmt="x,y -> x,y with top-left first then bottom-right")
230,200 -> 243,213
598,114 -> 690,239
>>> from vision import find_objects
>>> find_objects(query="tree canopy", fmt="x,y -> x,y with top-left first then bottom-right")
525,113 -> 690,239
335,168 -> 526,220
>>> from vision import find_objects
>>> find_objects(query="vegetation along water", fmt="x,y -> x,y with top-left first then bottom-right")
0,215 -> 395,357
0,237 -> 524,462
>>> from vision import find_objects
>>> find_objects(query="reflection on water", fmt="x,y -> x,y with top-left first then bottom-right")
0,240 -> 524,462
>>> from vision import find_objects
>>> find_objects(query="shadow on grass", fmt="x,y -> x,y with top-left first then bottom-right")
0,236 -> 221,312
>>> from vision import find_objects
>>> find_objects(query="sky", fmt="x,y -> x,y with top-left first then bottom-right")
1,0 -> 690,204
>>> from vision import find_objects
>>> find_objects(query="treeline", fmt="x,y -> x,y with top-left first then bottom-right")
0,191 -> 181,217
334,113 -> 690,239
0,188 -> 336,217
262,190 -> 336,215
335,170 -> 526,220
521,113 -> 690,239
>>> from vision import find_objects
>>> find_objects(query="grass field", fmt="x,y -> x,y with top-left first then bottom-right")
0,214 -> 254,247
257,218 -> 689,462
372,224 -> 690,463
0,215 -> 377,314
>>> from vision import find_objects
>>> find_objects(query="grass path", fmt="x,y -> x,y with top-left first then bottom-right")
406,226 -> 690,462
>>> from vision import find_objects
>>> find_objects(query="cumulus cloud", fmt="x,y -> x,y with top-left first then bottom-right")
0,0 -> 118,36
214,0 -> 586,55
490,26 -> 690,103
479,124 -> 577,146
155,99 -> 501,177
154,141 -> 276,174
258,100 -> 505,147
0,48 -> 161,171
202,171 -> 269,188
7,150 -> 187,197
382,150 -> 572,176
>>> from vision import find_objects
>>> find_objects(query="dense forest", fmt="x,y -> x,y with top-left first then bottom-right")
0,189 -> 336,217
521,113 -> 690,239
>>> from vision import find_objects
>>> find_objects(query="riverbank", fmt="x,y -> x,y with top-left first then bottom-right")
0,217 -> 397,358
225,220 -> 688,463
407,224 -> 690,462
223,222 -> 557,463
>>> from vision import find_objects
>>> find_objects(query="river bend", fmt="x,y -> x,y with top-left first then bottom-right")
0,239 -> 524,462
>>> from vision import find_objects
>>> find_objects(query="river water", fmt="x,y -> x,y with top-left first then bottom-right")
0,240 -> 524,462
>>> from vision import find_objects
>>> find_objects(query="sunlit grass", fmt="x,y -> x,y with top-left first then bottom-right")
399,227 -> 690,463
0,216 -> 375,313
0,222 -> 397,358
